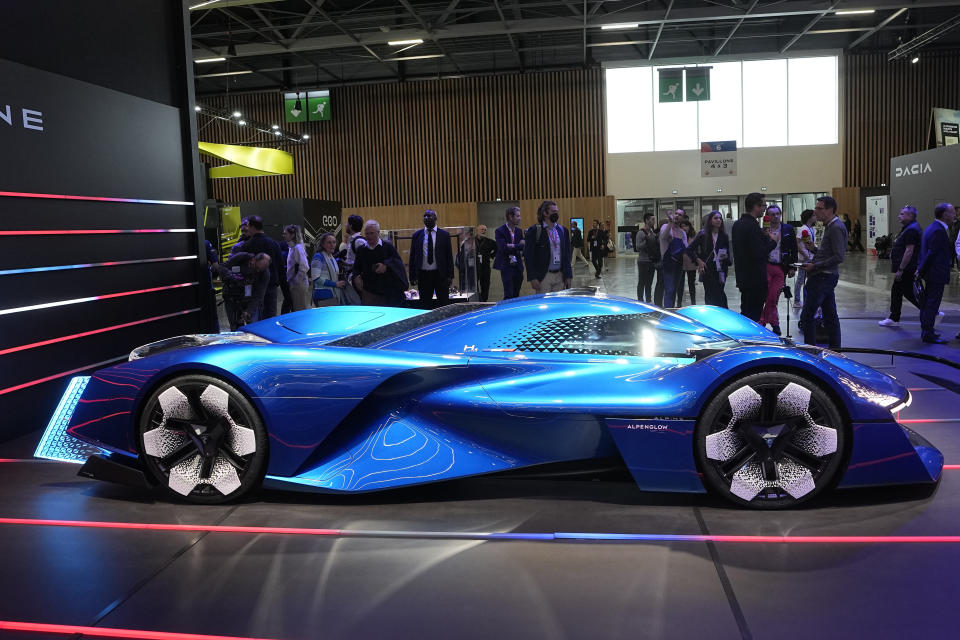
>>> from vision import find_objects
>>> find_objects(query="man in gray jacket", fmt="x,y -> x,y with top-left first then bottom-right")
799,196 -> 847,349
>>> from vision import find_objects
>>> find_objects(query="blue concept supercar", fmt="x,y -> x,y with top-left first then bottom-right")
38,291 -> 942,509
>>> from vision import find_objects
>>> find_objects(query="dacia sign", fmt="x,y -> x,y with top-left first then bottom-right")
895,162 -> 932,178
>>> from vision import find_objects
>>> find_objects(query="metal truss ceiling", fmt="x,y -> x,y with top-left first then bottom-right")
190,0 -> 960,94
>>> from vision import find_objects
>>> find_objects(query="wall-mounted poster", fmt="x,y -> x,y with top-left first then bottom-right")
865,195 -> 889,254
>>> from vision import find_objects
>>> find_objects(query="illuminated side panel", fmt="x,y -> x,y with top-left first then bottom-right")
0,190 -> 194,206
34,377 -> 104,463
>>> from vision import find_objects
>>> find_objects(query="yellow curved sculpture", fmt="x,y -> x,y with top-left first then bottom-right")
198,141 -> 294,179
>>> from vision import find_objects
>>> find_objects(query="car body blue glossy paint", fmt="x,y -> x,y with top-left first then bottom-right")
50,292 -> 940,497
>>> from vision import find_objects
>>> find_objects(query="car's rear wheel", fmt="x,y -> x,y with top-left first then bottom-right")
694,372 -> 847,509
138,374 -> 267,504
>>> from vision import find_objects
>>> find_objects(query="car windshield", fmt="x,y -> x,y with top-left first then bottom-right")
327,303 -> 492,348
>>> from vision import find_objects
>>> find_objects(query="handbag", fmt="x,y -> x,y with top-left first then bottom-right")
606,239 -> 615,252
913,275 -> 927,308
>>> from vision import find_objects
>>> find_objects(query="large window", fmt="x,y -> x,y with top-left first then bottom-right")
606,55 -> 838,153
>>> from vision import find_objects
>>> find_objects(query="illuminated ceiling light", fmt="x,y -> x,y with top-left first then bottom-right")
238,119 -> 247,126
232,111 -> 242,118
388,38 -> 424,46
194,70 -> 253,78
302,134 -> 310,139
601,23 -> 639,30
835,9 -> 875,15
194,105 -> 201,112
911,55 -> 920,63
189,0 -> 220,9
273,130 -> 282,136
194,57 -> 226,63
271,124 -> 279,129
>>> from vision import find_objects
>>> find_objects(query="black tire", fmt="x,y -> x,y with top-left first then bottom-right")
694,372 -> 847,509
138,374 -> 267,504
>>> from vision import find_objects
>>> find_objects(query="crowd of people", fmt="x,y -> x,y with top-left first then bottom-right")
214,197 -> 958,348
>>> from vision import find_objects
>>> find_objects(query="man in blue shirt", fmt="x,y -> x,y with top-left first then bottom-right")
879,205 -> 922,327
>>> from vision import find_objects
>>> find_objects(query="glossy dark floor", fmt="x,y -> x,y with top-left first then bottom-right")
2,255 -> 960,640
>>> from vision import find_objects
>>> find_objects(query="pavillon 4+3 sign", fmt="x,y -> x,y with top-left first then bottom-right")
658,67 -> 711,103
284,90 -> 330,122
701,141 -> 737,177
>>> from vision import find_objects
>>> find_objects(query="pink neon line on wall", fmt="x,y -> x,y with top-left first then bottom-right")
0,255 -> 197,276
0,190 -> 194,206
0,620 -> 281,640
0,282 -> 198,317
0,356 -> 127,396
0,308 -> 200,356
0,229 -> 194,236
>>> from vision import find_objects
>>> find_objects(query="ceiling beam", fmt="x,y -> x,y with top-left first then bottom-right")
888,11 -> 960,60
397,0 -> 465,73
435,0 -> 462,29
302,0 -> 401,78
779,2 -> 839,54
847,7 -> 907,50
493,0 -> 525,70
648,0 -> 676,59
289,0 -> 325,41
714,0 -> 760,56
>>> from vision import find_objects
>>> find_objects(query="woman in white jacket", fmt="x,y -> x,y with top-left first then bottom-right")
283,224 -> 311,312
310,232 -> 346,306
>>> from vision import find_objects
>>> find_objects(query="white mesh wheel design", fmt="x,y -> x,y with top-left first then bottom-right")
694,372 -> 847,509
139,375 -> 267,504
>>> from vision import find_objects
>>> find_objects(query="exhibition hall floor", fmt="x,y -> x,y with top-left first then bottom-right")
1,254 -> 959,640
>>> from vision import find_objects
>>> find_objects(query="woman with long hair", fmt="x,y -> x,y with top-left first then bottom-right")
678,219 -> 698,306
310,232 -> 346,306
282,224 -> 311,312
686,210 -> 731,308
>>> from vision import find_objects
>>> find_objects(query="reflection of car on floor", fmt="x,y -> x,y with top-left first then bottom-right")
39,291 -> 941,509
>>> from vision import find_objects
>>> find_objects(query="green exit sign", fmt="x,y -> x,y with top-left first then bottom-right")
283,90 -> 330,123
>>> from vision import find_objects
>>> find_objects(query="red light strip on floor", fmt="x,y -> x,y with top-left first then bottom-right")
898,419 -> 959,424
3,517 -> 960,544
0,620 -> 279,640
0,356 -> 126,396
0,282 -> 197,317
0,308 -> 201,357
0,190 -> 193,206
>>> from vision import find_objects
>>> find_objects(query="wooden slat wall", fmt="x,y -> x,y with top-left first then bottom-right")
203,69 -> 605,210
843,50 -> 960,187
832,186 -> 861,223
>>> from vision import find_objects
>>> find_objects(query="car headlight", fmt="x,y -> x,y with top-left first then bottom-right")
838,375 -> 910,412
130,332 -> 271,361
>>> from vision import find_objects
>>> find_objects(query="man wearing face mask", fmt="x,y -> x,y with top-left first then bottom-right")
523,200 -> 573,293
409,209 -> 454,309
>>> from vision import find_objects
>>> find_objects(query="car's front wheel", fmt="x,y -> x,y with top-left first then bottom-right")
694,372 -> 847,509
139,374 -> 267,504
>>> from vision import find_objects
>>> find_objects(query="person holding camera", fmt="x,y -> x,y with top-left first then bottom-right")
687,210 -> 731,308
218,252 -> 271,331
659,209 -> 689,308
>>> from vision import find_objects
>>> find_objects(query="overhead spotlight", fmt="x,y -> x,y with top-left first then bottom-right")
238,119 -> 246,126
601,23 -> 639,30
194,105 -> 201,112
672,190 -> 678,195
302,134 -> 310,140
271,124 -> 279,129
388,38 -> 424,46
835,9 -> 875,15
273,130 -> 282,136
232,111 -> 241,118
294,93 -> 302,111
716,187 -> 723,193
911,55 -> 920,63
194,57 -> 226,64
761,186 -> 768,191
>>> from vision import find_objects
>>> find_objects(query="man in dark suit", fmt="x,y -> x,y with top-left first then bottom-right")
732,192 -> 777,322
409,209 -> 454,309
916,202 -> 957,344
494,206 -> 525,299
475,224 -> 497,302
523,200 -> 573,294
240,215 -> 283,319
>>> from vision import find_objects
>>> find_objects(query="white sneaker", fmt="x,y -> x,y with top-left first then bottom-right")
935,311 -> 945,326
878,318 -> 898,327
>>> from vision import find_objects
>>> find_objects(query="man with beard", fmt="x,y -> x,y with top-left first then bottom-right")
523,200 -> 572,293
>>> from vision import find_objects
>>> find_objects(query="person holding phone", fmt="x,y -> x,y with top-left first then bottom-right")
687,210 -> 731,308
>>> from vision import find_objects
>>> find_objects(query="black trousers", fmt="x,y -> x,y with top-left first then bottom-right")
653,265 -> 664,307
478,266 -> 491,302
592,253 -> 604,277
702,270 -> 728,308
417,270 -> 449,309
920,280 -> 946,339
739,284 -> 767,322
678,270 -> 697,306
637,262 -> 656,302
500,265 -> 523,299
801,272 -> 840,348
888,272 -> 920,322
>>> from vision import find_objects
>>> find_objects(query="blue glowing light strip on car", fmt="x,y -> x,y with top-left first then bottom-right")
34,377 -> 105,464
0,190 -> 194,206
0,255 -> 197,276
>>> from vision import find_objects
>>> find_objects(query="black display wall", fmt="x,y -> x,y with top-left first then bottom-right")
0,2 -> 209,443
